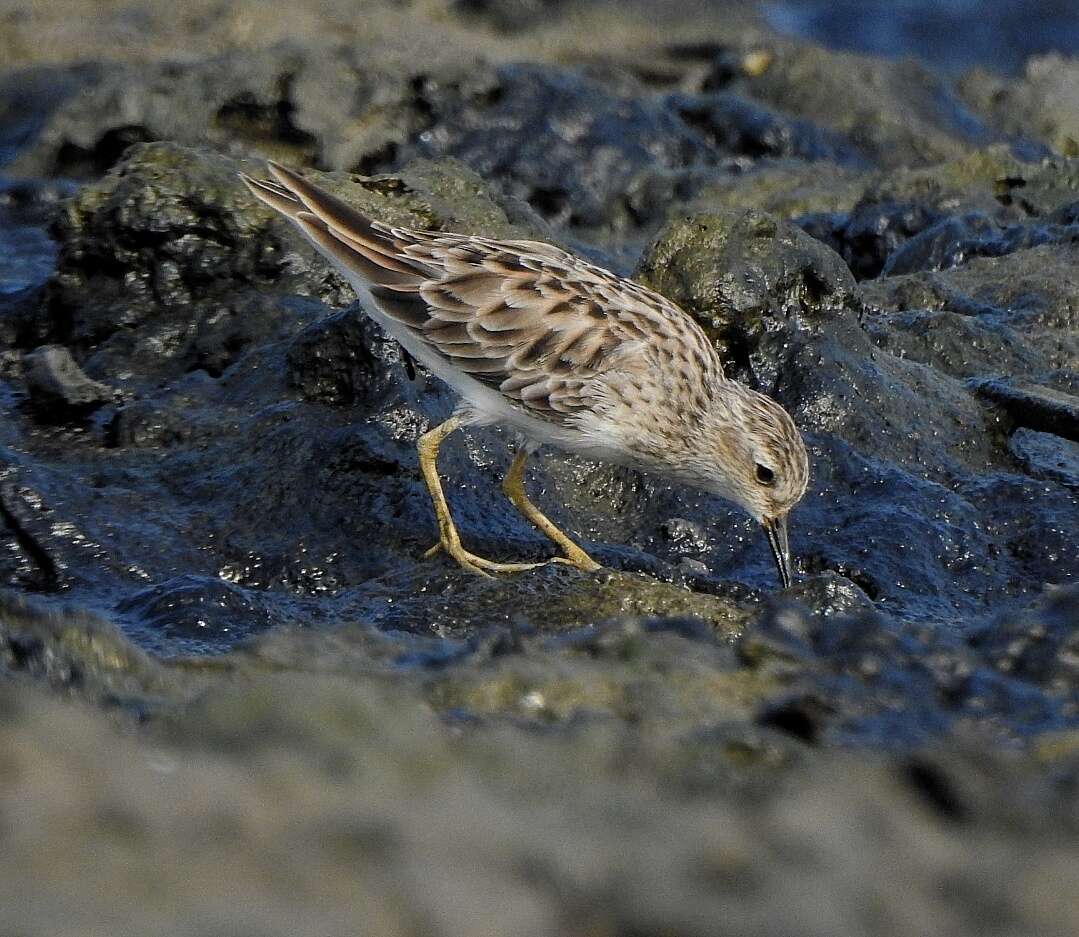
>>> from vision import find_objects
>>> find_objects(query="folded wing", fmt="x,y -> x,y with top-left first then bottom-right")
241,162 -> 713,422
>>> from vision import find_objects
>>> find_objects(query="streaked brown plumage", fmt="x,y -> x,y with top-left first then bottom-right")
241,161 -> 809,585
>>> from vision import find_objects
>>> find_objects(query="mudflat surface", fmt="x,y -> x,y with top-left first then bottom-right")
1,1 -> 1078,934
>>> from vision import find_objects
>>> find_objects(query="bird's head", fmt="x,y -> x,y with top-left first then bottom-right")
698,384 -> 809,588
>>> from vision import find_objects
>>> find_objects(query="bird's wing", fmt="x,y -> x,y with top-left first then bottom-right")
241,161 -> 722,424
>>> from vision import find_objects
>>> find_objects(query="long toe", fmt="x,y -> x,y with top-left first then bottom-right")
550,545 -> 602,573
445,545 -> 495,578
425,539 -> 544,575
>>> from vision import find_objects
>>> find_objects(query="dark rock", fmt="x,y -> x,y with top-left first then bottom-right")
860,242 -> 1079,381
2,110 -> 1075,662
5,7 -> 1079,936
738,584 -> 1079,746
402,63 -> 715,232
629,199 -> 1079,622
0,183 -> 60,348
105,398 -> 194,448
0,284 -> 50,350
46,143 -> 306,380
799,200 -> 943,280
784,570 -> 875,618
0,479 -> 62,592
114,575 -> 285,656
969,587 -> 1079,695
44,142 -> 543,388
285,305 -> 394,408
22,345 -> 115,420
791,154 -> 1079,281
1009,428 -> 1079,490
661,517 -> 710,558
862,309 -> 1044,381
971,379 -> 1079,442
636,211 -> 1004,478
881,211 -> 1079,277
670,90 -> 867,165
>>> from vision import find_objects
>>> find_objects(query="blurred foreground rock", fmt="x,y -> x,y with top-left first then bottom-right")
2,590 -> 1079,936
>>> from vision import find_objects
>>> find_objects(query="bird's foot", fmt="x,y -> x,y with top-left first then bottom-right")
424,541 -> 547,577
548,544 -> 602,573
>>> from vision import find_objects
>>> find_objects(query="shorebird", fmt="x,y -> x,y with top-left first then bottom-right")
241,162 -> 809,586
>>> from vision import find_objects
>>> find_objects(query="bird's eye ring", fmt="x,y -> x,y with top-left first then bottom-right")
755,463 -> 775,486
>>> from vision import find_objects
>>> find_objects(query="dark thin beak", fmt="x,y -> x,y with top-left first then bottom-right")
763,516 -> 792,589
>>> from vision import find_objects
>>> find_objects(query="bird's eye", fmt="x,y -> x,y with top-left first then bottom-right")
755,463 -> 775,486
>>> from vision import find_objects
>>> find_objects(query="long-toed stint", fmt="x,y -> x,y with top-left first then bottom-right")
241,162 -> 809,586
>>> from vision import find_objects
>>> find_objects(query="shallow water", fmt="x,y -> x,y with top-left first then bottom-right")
766,0 -> 1079,74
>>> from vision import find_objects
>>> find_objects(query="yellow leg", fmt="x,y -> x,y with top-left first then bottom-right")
417,417 -> 544,576
503,450 -> 601,572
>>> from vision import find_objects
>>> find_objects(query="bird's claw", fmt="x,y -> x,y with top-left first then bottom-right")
423,540 -> 547,576
549,553 -> 602,573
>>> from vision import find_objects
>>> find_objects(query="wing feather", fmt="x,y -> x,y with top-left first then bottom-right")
241,162 -> 725,425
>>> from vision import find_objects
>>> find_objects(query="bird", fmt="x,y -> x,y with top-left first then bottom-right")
240,161 -> 809,587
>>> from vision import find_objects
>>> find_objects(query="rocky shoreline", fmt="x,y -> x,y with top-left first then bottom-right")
1,1 -> 1078,933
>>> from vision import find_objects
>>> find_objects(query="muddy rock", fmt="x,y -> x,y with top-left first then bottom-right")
960,54 -> 1079,157
22,345 -> 116,420
635,208 -> 859,351
5,659 -> 1079,937
742,43 -> 995,168
2,40 -> 485,181
3,49 -> 321,178
45,142 -> 544,388
341,564 -> 753,640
